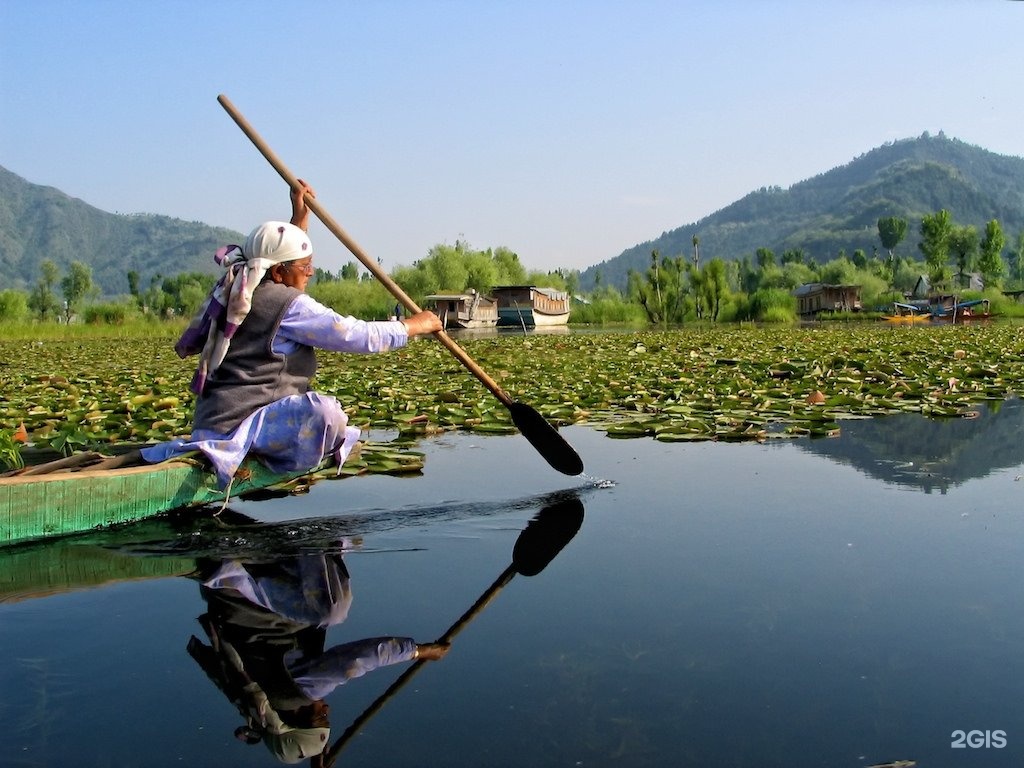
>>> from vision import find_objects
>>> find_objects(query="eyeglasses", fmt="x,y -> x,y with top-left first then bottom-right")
285,260 -> 315,275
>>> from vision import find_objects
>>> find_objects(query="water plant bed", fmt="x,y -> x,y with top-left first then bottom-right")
2,324 -> 1022,455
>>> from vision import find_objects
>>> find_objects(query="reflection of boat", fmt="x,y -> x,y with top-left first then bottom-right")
0,453 -> 339,547
884,302 -> 930,324
0,535 -> 196,604
425,290 -> 498,330
930,298 -> 992,324
492,285 -> 571,328
0,488 -> 587,607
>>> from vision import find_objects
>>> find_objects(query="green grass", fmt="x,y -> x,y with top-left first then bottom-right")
0,319 -> 186,341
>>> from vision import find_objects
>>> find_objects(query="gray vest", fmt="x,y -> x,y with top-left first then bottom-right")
193,282 -> 316,435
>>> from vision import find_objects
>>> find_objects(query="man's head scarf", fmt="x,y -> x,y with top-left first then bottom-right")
176,222 -> 313,395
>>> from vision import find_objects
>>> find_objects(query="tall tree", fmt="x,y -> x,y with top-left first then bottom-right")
627,268 -> 659,323
877,216 -> 907,292
877,217 -> 908,259
1011,231 -> 1024,285
755,247 -> 775,270
127,270 -> 141,302
28,259 -> 61,321
687,262 -> 706,321
977,219 -> 1006,288
948,225 -> 979,288
649,250 -> 664,321
918,209 -> 953,289
670,256 -> 687,322
738,255 -> 758,294
702,258 -> 729,321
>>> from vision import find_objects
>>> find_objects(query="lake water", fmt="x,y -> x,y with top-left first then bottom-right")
3,402 -> 1024,768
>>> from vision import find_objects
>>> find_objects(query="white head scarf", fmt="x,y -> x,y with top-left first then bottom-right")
175,222 -> 313,394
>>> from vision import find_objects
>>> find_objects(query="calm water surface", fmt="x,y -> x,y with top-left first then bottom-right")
2,404 -> 1024,768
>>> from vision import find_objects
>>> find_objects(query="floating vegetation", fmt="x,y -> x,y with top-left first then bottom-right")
2,325 -> 1024,459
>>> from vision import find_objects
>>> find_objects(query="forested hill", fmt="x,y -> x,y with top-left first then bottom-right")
5,132 -> 1024,298
582,133 -> 1024,291
0,165 -> 243,296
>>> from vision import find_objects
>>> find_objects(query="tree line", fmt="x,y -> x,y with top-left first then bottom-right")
610,210 -> 1023,325
3,211 -> 1023,326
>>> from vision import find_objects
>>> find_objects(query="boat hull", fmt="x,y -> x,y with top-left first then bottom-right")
445,317 -> 499,330
930,312 -> 993,324
497,308 -> 570,327
0,456 -> 332,547
883,314 -> 930,324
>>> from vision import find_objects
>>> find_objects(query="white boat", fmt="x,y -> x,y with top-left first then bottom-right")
492,286 -> 570,328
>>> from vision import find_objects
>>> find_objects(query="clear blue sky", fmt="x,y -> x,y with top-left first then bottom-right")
2,0 -> 1021,275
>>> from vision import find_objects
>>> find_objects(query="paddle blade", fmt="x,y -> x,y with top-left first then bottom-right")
512,495 -> 585,577
508,402 -> 584,476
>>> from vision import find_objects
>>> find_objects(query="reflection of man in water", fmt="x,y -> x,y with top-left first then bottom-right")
187,550 -> 447,764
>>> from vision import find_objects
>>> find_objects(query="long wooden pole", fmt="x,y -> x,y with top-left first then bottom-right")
217,94 -> 582,476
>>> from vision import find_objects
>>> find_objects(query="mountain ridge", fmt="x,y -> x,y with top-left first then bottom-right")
582,133 -> 1024,290
3,131 -> 1023,297
0,165 -> 243,296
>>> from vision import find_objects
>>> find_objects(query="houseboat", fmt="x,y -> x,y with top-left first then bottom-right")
793,283 -> 862,317
492,285 -> 571,328
425,290 -> 498,330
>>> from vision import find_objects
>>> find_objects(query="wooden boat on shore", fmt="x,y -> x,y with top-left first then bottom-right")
492,285 -> 571,328
425,290 -> 499,330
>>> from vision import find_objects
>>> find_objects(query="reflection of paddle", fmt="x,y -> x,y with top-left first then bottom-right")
323,494 -> 585,766
216,94 -> 583,478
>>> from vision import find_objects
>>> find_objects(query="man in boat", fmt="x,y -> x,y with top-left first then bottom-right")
140,182 -> 442,487
187,550 -> 448,764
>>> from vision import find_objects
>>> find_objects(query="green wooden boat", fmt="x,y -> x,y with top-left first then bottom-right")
0,452 -> 338,548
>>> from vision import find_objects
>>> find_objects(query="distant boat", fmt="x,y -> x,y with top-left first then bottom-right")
884,301 -> 930,324
930,298 -> 992,324
492,285 -> 571,328
425,290 -> 498,330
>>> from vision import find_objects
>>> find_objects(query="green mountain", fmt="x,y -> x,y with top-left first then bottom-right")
582,132 -> 1024,291
4,132 -> 1024,298
0,165 -> 244,296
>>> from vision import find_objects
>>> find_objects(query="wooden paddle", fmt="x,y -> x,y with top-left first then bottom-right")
322,493 -> 585,766
217,94 -> 583,476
